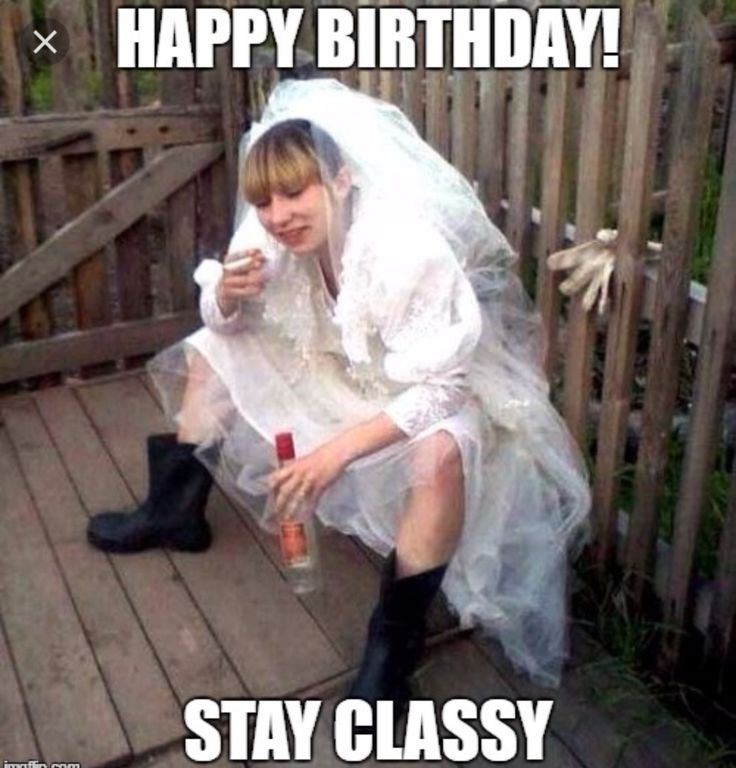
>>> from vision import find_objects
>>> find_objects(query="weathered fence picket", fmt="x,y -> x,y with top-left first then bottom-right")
562,43 -> 617,450
625,12 -> 720,610
506,69 -> 535,274
476,68 -> 506,223
536,68 -> 574,380
592,6 -> 667,569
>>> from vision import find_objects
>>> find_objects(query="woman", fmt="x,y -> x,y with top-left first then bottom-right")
87,79 -> 591,700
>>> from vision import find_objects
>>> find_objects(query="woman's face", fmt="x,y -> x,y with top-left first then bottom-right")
254,167 -> 351,257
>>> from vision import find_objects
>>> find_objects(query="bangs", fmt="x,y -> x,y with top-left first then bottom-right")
243,140 -> 322,206
242,119 -> 343,207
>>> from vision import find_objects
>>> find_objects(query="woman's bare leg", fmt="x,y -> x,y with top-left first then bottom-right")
394,430 -> 465,577
177,350 -> 229,444
349,430 -> 463,702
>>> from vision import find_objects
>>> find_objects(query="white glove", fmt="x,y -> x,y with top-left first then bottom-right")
547,228 -> 662,315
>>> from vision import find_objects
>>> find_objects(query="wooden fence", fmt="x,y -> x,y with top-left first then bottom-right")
2,0 -> 736,709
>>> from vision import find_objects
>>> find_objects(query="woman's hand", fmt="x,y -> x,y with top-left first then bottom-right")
267,442 -> 350,520
216,249 -> 267,317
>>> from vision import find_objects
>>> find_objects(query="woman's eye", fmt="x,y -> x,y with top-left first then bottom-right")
285,188 -> 304,200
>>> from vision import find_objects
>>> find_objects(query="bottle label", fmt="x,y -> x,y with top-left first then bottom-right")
280,520 -> 310,567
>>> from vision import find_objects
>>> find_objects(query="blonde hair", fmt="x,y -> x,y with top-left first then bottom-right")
243,119 -> 344,206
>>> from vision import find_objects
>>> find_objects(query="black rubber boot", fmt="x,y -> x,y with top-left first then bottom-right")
349,551 -> 447,709
87,433 -> 213,553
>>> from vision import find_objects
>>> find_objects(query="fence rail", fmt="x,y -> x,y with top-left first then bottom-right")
2,0 -> 736,711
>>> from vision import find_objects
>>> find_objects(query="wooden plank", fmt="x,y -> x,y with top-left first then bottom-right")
78,376 -> 346,696
380,70 -> 401,105
160,7 -> 199,314
93,0 -> 112,107
339,67 -> 359,88
0,428 -> 129,765
451,71 -> 477,182
402,0 -> 425,136
0,162 -> 9,265
0,143 -> 224,325
665,74 -> 736,670
111,0 -> 139,108
378,0 -> 402,105
653,0 -> 670,26
607,0 -> 637,211
625,16 -> 719,609
47,0 -> 92,112
2,395 -> 183,756
0,163 -> 11,348
8,163 -> 55,340
358,68 -> 379,99
0,108 -> 222,162
477,68 -> 506,223
110,147 -> 151,323
419,639 -> 579,768
36,153 -> 76,340
0,617 -> 38,760
591,6 -> 666,569
37,155 -> 68,238
425,68 -> 449,159
0,311 -> 200,385
0,1 -> 24,116
160,1 -> 196,107
49,0 -> 92,112
563,55 -> 617,449
379,0 -> 402,109
65,152 -> 113,339
197,155 -> 231,262
536,69 -> 574,380
506,69 -> 534,274
217,0 -> 248,219
34,385 -> 246,704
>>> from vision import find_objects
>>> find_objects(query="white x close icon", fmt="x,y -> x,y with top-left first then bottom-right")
33,29 -> 58,54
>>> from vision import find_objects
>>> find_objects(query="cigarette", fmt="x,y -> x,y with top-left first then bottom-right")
223,255 -> 253,271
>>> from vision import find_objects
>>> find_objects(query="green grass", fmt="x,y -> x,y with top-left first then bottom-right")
692,149 -> 724,284
614,433 -> 730,580
28,66 -> 53,112
573,571 -> 736,766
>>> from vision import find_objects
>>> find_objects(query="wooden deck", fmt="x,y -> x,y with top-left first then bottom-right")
0,373 -> 713,768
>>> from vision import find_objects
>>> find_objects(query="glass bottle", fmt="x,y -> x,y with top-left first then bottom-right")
273,432 -> 322,595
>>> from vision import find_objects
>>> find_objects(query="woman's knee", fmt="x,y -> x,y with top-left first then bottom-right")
412,430 -> 464,490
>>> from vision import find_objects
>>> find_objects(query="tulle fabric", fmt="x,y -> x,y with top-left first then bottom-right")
148,263 -> 590,688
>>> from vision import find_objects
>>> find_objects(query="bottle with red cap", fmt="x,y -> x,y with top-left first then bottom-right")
273,432 -> 321,594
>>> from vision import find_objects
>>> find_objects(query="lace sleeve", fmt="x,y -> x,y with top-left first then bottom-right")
195,259 -> 250,334
373,228 -> 482,437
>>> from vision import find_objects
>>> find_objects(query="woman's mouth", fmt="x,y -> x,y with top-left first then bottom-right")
276,226 -> 308,246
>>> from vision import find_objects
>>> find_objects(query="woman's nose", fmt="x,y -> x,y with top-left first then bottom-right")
266,195 -> 292,228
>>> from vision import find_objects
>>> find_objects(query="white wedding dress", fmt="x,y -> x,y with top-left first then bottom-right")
148,80 -> 591,687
